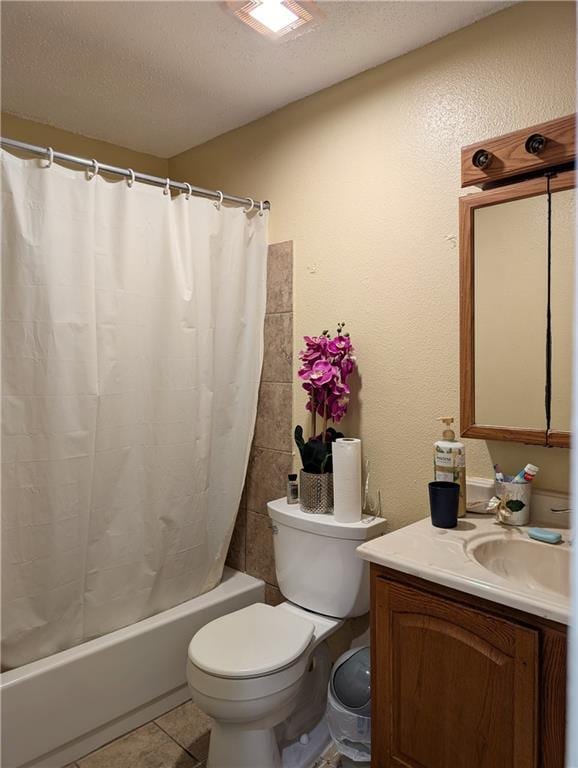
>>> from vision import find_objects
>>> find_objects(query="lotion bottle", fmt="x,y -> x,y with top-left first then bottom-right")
434,417 -> 466,518
286,474 -> 299,504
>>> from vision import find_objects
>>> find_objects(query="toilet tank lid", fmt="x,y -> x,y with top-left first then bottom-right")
187,604 -> 314,678
267,498 -> 387,541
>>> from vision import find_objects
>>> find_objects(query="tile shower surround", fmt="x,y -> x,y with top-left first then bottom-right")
226,240 -> 293,605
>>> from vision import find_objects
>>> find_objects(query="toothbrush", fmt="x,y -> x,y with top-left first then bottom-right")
511,463 -> 539,483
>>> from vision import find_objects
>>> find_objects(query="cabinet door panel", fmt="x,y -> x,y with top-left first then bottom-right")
373,579 -> 538,768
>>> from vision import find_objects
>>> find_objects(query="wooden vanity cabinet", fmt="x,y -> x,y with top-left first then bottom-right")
371,565 -> 567,768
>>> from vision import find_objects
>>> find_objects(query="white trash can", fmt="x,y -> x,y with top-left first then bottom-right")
326,647 -> 371,766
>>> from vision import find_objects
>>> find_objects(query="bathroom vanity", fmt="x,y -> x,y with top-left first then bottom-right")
357,516 -> 569,768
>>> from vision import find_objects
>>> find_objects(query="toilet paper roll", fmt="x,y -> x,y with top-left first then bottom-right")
333,438 -> 362,523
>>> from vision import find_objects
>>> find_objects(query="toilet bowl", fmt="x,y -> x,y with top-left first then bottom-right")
187,602 -> 341,768
187,498 -> 387,768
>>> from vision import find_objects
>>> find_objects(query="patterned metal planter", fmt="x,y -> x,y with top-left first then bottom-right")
299,470 -> 334,514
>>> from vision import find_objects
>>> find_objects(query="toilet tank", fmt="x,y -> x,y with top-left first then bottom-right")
267,498 -> 387,618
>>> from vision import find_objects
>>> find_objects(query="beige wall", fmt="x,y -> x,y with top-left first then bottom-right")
2,3 -> 574,531
1,113 -> 167,177
169,1 -> 575,528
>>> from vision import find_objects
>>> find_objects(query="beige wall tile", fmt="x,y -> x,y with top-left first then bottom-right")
230,240 -> 293,576
325,615 -> 370,663
246,510 -> 278,586
262,312 -> 293,383
265,584 -> 284,606
266,242 -> 293,314
225,502 -> 246,571
246,447 -> 292,514
77,722 -> 195,768
253,382 -> 292,452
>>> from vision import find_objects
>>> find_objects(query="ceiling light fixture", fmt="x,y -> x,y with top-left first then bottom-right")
250,0 -> 298,33
227,0 -> 321,39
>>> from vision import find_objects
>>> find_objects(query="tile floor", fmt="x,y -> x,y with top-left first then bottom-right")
66,699 -> 341,768
67,700 -> 211,768
313,743 -> 341,768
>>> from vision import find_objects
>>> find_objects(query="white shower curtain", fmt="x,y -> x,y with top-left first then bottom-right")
1,150 -> 267,669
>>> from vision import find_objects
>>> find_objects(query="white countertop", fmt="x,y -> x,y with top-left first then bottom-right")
357,514 -> 570,625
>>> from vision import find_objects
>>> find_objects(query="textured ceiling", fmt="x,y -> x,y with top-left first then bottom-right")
2,1 -> 513,158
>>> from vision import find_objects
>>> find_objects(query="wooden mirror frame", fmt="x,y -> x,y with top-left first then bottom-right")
459,169 -> 575,447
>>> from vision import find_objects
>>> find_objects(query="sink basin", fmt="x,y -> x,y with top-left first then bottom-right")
357,513 -> 571,624
469,538 -> 570,598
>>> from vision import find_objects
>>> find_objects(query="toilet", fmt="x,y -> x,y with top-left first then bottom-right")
187,498 -> 387,768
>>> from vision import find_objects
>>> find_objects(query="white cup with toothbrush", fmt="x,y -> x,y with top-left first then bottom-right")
492,463 -> 539,526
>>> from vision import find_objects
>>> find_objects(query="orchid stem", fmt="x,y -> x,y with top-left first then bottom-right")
311,394 -> 316,439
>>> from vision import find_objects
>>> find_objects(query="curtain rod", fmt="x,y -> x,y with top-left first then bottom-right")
0,137 -> 271,211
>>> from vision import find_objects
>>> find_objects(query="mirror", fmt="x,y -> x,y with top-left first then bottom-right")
474,194 -> 547,430
551,188 -> 575,437
460,170 -> 575,446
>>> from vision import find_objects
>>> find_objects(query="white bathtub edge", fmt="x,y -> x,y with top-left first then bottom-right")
20,684 -> 192,768
2,568 -> 265,768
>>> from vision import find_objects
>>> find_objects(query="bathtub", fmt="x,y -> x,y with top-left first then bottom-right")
1,567 -> 264,768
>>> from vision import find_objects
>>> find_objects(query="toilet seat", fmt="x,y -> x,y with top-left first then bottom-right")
188,603 -> 314,679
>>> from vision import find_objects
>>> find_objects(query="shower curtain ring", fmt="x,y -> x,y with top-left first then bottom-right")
259,200 -> 265,217
163,178 -> 171,196
244,197 -> 254,214
87,159 -> 99,180
184,183 -> 192,200
127,169 -> 135,188
44,147 -> 54,168
214,191 -> 223,210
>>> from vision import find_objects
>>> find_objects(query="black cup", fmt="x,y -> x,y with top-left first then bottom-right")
428,481 -> 459,528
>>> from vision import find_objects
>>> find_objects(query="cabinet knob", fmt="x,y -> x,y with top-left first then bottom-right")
525,133 -> 548,155
472,149 -> 492,170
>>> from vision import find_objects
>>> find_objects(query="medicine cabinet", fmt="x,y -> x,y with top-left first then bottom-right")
459,115 -> 575,447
